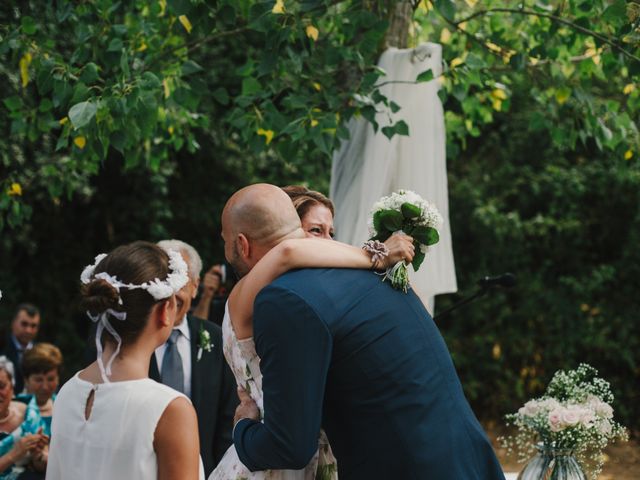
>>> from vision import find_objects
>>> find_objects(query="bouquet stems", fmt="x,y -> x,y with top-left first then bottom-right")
384,260 -> 410,292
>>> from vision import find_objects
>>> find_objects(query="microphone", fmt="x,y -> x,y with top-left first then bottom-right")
477,273 -> 517,289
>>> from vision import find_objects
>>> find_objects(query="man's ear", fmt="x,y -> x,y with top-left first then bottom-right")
192,277 -> 200,299
156,296 -> 175,328
237,233 -> 250,260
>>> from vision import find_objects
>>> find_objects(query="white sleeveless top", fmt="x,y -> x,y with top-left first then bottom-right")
47,372 -> 204,480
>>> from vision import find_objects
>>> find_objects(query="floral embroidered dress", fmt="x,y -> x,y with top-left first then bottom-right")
208,304 -> 337,480
0,394 -> 55,479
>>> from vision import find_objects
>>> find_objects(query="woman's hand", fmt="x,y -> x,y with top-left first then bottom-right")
30,445 -> 49,472
10,433 -> 47,462
382,233 -> 415,269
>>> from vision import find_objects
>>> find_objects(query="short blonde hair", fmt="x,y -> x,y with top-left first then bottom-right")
22,343 -> 63,378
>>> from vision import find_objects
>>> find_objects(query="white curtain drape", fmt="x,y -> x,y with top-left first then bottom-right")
330,43 -> 457,309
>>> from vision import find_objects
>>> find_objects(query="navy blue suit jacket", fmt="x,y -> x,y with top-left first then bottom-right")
234,268 -> 505,480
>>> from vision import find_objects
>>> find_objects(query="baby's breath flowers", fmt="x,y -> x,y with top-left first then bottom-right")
501,364 -> 627,478
367,190 -> 442,292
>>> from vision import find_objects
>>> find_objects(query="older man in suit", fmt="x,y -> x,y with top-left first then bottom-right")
150,239 -> 238,475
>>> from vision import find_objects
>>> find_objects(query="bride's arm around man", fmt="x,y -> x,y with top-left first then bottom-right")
225,184 -> 505,480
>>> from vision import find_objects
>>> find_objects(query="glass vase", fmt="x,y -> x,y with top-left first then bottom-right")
517,444 -> 587,480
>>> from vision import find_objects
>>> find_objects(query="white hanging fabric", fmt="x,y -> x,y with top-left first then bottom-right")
330,43 -> 457,306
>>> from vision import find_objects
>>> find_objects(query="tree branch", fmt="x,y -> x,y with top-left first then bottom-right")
145,27 -> 250,71
451,7 -> 640,64
428,1 -> 512,63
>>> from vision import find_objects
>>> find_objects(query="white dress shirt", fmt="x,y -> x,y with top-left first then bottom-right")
154,316 -> 192,397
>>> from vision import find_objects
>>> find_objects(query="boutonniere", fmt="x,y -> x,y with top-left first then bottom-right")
197,321 -> 213,361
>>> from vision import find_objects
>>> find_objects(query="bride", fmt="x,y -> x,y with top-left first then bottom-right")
210,207 -> 414,479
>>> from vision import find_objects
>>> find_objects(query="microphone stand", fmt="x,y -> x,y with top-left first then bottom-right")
433,273 -> 516,321
432,286 -> 489,321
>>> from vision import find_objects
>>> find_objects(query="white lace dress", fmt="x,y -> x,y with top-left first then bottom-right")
208,304 -> 337,480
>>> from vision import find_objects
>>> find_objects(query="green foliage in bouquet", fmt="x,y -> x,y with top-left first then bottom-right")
371,202 -> 439,271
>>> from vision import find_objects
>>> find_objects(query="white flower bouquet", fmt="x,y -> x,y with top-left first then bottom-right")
367,189 -> 443,292
503,364 -> 628,478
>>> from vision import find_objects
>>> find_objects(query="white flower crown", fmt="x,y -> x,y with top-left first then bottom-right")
80,248 -> 189,302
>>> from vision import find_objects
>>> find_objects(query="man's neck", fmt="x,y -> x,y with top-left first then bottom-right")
173,314 -> 188,327
11,334 -> 29,351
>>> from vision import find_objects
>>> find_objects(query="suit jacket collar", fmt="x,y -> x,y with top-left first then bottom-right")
10,334 -> 31,352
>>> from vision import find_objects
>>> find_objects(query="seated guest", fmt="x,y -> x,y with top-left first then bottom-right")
0,356 -> 48,479
21,343 -> 62,436
1,305 -> 41,394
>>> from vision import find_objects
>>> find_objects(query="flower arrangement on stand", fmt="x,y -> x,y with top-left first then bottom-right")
367,190 -> 442,292
502,364 -> 628,479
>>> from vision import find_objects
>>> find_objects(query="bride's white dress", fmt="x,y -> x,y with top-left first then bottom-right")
208,304 -> 338,480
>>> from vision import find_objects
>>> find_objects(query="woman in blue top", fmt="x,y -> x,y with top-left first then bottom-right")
0,356 -> 48,479
20,343 -> 61,439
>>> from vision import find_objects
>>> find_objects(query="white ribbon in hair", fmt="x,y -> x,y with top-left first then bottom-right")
88,309 -> 127,383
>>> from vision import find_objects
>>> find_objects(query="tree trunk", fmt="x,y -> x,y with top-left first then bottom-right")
384,1 -> 413,49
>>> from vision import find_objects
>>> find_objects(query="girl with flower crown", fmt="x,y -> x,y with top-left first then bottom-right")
47,241 -> 204,480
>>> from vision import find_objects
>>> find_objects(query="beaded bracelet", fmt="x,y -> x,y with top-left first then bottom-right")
362,240 -> 389,270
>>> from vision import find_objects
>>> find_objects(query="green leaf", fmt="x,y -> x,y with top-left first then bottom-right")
394,120 -> 409,136
21,16 -> 37,35
181,60 -> 204,76
465,53 -> 485,69
602,0 -> 626,22
140,72 -> 162,89
3,96 -> 23,112
372,210 -> 383,234
382,120 -> 410,140
241,78 -> 261,96
79,63 -> 100,84
107,38 -> 123,52
120,51 -> 130,78
212,87 -> 230,105
390,101 -> 401,113
401,202 -> 421,219
416,69 -> 434,83
35,67 -> 53,95
167,0 -> 192,15
434,0 -> 456,21
68,101 -> 97,129
38,98 -> 53,112
55,131 -> 69,151
70,83 -> 90,105
379,210 -> 404,232
412,226 -> 439,246
361,106 -> 379,133
412,248 -> 426,272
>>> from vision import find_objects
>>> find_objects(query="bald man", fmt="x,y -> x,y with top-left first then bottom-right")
223,184 -> 505,480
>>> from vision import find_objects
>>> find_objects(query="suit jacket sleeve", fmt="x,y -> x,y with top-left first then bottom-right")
233,285 -> 332,471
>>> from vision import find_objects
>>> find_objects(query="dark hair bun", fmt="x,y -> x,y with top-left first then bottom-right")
81,278 -> 121,314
